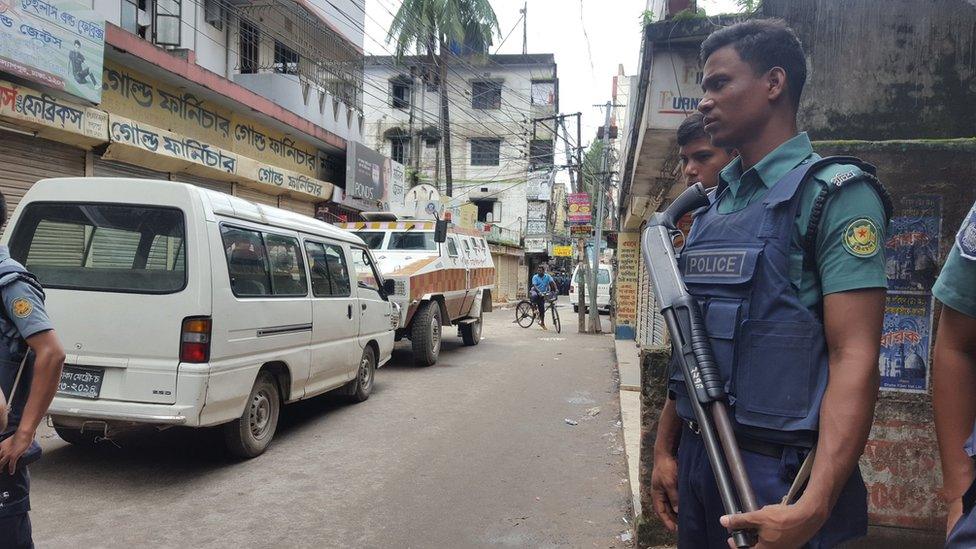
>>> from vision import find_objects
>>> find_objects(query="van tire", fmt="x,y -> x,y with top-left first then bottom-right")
411,301 -> 441,367
54,425 -> 101,447
344,345 -> 376,403
223,371 -> 280,459
460,309 -> 482,346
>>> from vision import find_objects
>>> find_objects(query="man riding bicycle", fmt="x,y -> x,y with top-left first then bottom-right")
530,264 -> 558,330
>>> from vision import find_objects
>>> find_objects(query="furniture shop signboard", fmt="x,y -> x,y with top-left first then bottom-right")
0,0 -> 104,103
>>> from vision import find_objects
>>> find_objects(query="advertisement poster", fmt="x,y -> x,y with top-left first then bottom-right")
344,142 -> 390,210
879,293 -> 933,393
886,195 -> 941,292
568,193 -> 592,224
0,0 -> 104,103
614,232 -> 640,338
552,245 -> 572,257
387,159 -> 405,210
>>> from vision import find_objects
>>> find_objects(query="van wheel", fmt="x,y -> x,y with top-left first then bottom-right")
54,425 -> 101,447
411,301 -> 441,367
223,371 -> 280,459
344,345 -> 376,403
460,309 -> 483,346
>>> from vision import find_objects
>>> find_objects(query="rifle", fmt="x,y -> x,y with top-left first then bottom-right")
641,182 -> 758,548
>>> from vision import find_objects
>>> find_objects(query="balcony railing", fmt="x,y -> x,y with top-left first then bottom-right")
475,221 -> 522,247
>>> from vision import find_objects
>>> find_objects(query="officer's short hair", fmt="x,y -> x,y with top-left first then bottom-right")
700,18 -> 807,109
677,113 -> 708,147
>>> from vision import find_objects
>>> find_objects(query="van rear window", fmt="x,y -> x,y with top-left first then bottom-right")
9,203 -> 186,293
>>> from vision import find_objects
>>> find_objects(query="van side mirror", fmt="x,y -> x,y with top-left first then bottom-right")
434,220 -> 448,243
382,278 -> 396,295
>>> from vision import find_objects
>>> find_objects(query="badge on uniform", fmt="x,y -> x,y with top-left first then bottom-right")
843,218 -> 881,258
10,298 -> 32,319
957,202 -> 976,261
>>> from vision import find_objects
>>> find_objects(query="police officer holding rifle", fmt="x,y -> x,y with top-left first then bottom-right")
646,19 -> 891,548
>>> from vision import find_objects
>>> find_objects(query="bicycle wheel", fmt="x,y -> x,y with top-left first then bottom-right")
515,301 -> 535,328
550,302 -> 561,333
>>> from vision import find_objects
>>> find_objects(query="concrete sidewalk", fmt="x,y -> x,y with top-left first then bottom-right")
615,338 -> 643,519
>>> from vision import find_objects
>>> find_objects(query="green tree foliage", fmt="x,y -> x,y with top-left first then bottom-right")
580,140 -> 605,194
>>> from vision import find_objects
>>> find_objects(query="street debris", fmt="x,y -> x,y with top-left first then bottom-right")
620,531 -> 633,542
564,418 -> 579,426
585,406 -> 601,417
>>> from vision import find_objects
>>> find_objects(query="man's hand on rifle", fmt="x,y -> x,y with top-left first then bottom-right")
720,498 -> 829,549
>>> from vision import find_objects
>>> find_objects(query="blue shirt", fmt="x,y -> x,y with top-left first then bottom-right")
532,273 -> 554,294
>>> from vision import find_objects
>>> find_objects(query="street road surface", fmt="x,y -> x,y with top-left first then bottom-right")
29,298 -> 632,548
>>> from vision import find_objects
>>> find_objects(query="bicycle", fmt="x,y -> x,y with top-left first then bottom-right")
515,291 -> 561,333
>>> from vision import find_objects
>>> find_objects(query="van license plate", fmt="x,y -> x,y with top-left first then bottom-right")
57,365 -> 104,399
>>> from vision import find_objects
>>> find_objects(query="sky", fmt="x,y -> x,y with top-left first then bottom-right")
362,0 -> 741,179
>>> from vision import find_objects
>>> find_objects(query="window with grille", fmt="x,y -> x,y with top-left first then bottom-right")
239,19 -> 259,74
121,0 -> 139,34
204,0 -> 223,30
531,80 -> 556,106
390,138 -> 409,165
390,78 -> 411,109
471,81 -> 502,110
274,41 -> 299,75
529,139 -> 554,168
153,0 -> 181,46
470,138 -> 501,166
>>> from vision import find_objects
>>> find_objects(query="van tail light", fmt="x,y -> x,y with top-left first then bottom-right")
180,317 -> 212,363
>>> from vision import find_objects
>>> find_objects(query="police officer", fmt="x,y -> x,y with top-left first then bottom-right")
651,19 -> 890,548
932,199 -> 976,547
0,191 -> 66,549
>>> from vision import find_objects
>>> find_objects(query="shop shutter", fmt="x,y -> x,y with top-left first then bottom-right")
0,130 -> 85,220
170,172 -> 233,195
277,195 -> 316,218
93,157 -> 169,180
234,184 -> 279,207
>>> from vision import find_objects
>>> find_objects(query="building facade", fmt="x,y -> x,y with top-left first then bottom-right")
362,53 -> 560,301
0,0 -> 367,220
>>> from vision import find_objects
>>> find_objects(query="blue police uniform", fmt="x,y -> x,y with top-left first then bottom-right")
937,200 -> 976,549
672,151 -> 888,548
0,246 -> 53,549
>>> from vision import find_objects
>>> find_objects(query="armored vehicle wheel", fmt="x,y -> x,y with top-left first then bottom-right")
461,308 -> 483,346
411,301 -> 441,367
223,371 -> 280,458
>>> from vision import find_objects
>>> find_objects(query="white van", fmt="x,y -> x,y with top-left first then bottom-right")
569,263 -> 613,313
4,178 -> 397,457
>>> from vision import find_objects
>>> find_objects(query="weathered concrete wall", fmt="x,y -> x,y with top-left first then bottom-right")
764,0 -> 976,141
636,347 -> 677,547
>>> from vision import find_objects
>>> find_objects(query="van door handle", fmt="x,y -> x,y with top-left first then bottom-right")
361,303 -> 368,311
347,304 -> 353,319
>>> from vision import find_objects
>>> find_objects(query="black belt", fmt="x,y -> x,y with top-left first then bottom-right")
687,420 -> 785,459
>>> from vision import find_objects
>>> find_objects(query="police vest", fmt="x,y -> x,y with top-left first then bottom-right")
670,157 -> 881,447
0,258 -> 44,437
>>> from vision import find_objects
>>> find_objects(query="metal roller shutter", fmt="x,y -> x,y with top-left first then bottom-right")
234,185 -> 279,207
0,130 -> 85,219
170,172 -> 233,195
93,157 -> 168,180
277,195 -> 316,218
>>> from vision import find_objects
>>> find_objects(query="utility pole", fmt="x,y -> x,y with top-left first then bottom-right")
588,101 -> 614,334
521,2 -> 528,55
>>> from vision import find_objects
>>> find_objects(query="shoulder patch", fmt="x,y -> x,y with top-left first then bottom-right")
11,297 -> 32,318
831,170 -> 859,187
843,218 -> 881,258
957,201 -> 976,261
